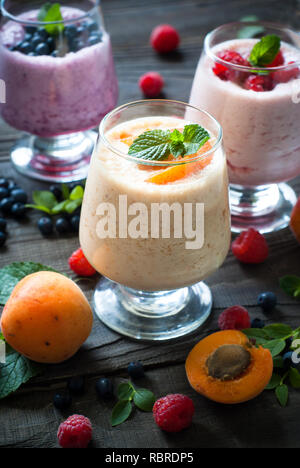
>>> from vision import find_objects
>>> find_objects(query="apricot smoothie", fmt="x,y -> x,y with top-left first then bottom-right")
80,115 -> 230,292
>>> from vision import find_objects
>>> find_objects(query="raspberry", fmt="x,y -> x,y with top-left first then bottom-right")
267,50 -> 284,68
139,72 -> 164,98
272,61 -> 300,83
231,228 -> 269,264
213,50 -> 249,81
153,394 -> 194,433
57,414 -> 92,448
150,24 -> 180,54
212,62 -> 232,81
244,74 -> 274,92
218,306 -> 251,331
68,247 -> 96,276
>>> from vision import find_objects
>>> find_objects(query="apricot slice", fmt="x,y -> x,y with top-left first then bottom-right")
185,330 -> 273,404
0,271 -> 93,364
290,197 -> 300,243
145,141 -> 213,185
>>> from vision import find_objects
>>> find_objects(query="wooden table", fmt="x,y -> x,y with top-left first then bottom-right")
0,0 -> 300,449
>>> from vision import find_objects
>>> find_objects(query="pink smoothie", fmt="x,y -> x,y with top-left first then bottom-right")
189,39 -> 300,186
0,7 -> 118,137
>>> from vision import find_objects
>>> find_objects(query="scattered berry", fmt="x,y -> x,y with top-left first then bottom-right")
67,376 -> 85,395
127,361 -> 145,379
218,306 -> 251,331
70,214 -> 80,232
244,74 -> 274,92
267,50 -> 284,67
0,178 -> 8,188
0,217 -> 7,232
0,231 -> 6,247
57,414 -> 92,448
10,188 -> 28,204
231,228 -> 269,264
38,217 -> 53,236
282,351 -> 298,370
139,72 -> 164,98
0,197 -> 13,214
11,202 -> 26,218
150,24 -> 180,54
53,392 -> 72,410
68,247 -> 97,276
153,394 -> 194,433
251,318 -> 265,329
95,378 -> 114,399
257,292 -> 277,312
0,187 -> 9,200
49,185 -> 62,200
55,217 -> 70,234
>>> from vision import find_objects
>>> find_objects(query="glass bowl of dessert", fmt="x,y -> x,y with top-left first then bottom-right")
80,99 -> 231,341
189,22 -> 300,233
0,0 -> 118,182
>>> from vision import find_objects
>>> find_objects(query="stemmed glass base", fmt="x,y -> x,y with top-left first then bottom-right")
230,183 -> 297,234
10,130 -> 97,183
93,277 -> 212,341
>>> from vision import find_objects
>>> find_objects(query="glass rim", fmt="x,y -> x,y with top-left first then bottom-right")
204,20 -> 300,71
0,0 -> 100,26
99,99 -> 223,167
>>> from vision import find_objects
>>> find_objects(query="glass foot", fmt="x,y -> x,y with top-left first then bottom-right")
230,183 -> 297,234
93,277 -> 213,341
10,130 -> 97,183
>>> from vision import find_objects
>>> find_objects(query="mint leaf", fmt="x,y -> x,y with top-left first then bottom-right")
0,345 -> 43,399
32,191 -> 57,210
275,384 -> 289,407
0,262 -> 58,306
133,388 -> 155,412
39,3 -> 64,35
117,382 -> 135,401
263,339 -> 286,357
237,15 -> 265,39
249,35 -> 281,67
273,356 -> 284,368
61,183 -> 70,200
37,2 -> 52,21
27,184 -> 84,216
128,130 -> 171,161
111,400 -> 132,426
265,373 -> 282,390
70,186 -> 84,201
264,324 -> 293,340
25,204 -> 52,215
280,275 -> 300,298
289,368 -> 300,389
242,328 -> 269,344
182,124 -> 210,156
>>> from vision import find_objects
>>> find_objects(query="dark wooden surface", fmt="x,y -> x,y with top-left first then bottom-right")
0,0 -> 300,448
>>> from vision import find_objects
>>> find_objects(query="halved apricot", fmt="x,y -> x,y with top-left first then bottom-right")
185,330 -> 273,404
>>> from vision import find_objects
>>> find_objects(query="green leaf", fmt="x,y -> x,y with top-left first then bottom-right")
0,345 -> 43,399
275,384 -> 289,407
264,324 -> 293,340
117,382 -> 135,401
0,262 -> 58,306
273,356 -> 284,368
263,339 -> 286,357
61,183 -> 70,200
182,124 -> 210,156
289,368 -> 300,389
280,275 -> 300,299
237,16 -> 265,39
25,204 -> 51,214
32,191 -> 57,210
37,2 -> 52,21
111,400 -> 132,426
64,199 -> 82,214
265,373 -> 282,390
70,186 -> 84,201
133,388 -> 155,412
249,34 -> 281,67
242,328 -> 269,342
51,200 -> 68,215
128,130 -> 171,161
170,140 -> 186,158
40,3 -> 64,35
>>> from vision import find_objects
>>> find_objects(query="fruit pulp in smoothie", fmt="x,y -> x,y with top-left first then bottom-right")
80,116 -> 230,291
0,7 -> 118,137
189,38 -> 300,186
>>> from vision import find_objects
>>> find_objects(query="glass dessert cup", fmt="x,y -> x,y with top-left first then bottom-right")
189,22 -> 300,233
80,100 -> 231,341
0,0 -> 118,183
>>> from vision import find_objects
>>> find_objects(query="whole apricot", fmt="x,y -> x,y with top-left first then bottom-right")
0,271 -> 93,363
185,330 -> 273,404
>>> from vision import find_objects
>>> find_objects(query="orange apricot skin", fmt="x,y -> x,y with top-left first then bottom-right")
185,330 -> 273,405
290,197 -> 300,244
0,271 -> 93,364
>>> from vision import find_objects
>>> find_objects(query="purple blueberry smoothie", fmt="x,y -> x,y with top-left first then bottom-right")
0,7 -> 118,137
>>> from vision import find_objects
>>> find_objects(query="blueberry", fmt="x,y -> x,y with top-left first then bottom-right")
19,41 -> 34,54
37,28 -> 49,40
68,38 -> 80,52
35,42 -> 50,56
258,292 -> 277,312
53,391 -> 72,410
0,197 -> 13,214
55,217 -> 70,234
283,351 -> 298,370
0,178 -> 8,188
10,188 -> 28,204
77,25 -> 87,35
38,217 -> 53,236
251,318 -> 265,329
7,180 -> 19,192
49,184 -> 62,201
25,26 -> 37,35
127,361 -> 145,379
67,376 -> 85,395
51,50 -> 58,57
24,33 -> 33,42
87,22 -> 98,32
88,35 -> 100,46
0,231 -> 6,247
95,378 -> 114,399
0,187 -> 9,200
0,218 -> 7,232
11,202 -> 26,218
31,34 -> 42,49
64,25 -> 78,38
70,215 -> 80,232
47,36 -> 55,51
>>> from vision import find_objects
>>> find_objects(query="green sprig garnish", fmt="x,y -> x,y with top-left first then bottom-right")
111,381 -> 155,426
128,124 -> 210,162
280,275 -> 300,299
37,2 -> 64,35
249,34 -> 281,67
26,184 -> 84,216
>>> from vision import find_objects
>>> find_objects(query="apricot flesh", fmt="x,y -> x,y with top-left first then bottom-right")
0,271 -> 93,364
185,330 -> 273,404
290,197 -> 300,243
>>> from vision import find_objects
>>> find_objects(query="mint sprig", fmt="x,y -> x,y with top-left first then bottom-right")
280,275 -> 300,299
111,381 -> 155,426
26,184 -> 84,216
37,2 -> 64,35
128,125 -> 210,162
249,34 -> 281,67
